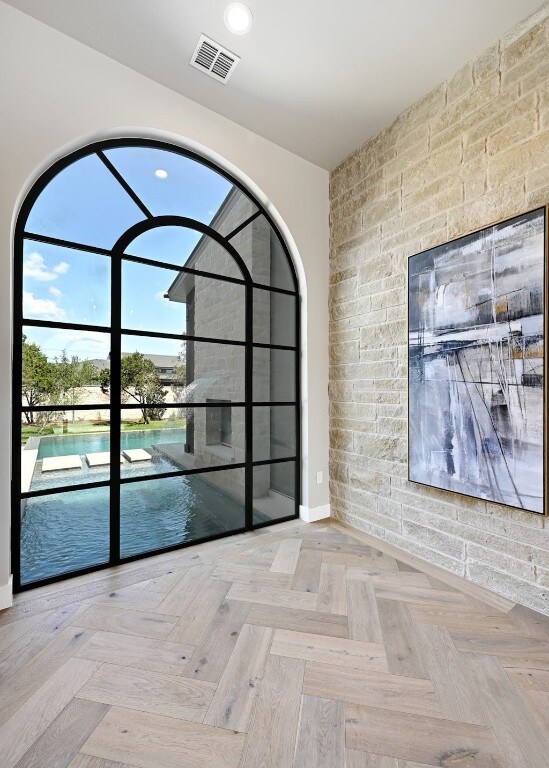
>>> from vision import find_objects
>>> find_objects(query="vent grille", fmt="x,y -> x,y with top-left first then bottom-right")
190,35 -> 240,83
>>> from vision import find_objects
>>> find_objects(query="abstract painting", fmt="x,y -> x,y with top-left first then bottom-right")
408,207 -> 546,513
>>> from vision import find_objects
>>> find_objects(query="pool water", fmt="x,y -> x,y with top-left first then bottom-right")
37,428 -> 187,459
20,467 -> 254,585
21,428 -> 270,585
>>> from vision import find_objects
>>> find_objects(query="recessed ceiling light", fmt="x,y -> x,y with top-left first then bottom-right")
224,2 -> 253,35
155,169 -> 168,179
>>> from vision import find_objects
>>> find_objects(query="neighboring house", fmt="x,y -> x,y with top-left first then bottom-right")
100,354 -> 180,385
121,353 -> 180,385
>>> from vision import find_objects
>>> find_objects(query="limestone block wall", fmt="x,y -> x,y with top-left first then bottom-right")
329,5 -> 549,613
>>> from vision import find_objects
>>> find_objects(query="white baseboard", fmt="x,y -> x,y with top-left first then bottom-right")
299,503 -> 331,523
0,576 -> 13,611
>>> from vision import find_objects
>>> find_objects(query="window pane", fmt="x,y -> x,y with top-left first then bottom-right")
122,261 -> 245,341
21,413 -> 111,493
22,326 -> 110,408
253,288 -> 296,346
253,406 -> 296,462
20,486 -> 109,585
104,146 -> 258,235
120,468 -> 245,558
253,348 -> 296,402
121,334 -> 245,403
124,226 -> 244,280
118,405 -> 244,478
25,153 -> 145,248
231,215 -> 295,291
253,462 -> 296,525
23,240 -> 110,327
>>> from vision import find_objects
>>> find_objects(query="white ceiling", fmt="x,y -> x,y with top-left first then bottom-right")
4,0 -> 543,169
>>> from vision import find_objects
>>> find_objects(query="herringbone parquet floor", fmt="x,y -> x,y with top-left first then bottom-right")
1,519 -> 548,768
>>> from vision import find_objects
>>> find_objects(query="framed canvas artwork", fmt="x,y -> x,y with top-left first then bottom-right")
408,206 -> 547,513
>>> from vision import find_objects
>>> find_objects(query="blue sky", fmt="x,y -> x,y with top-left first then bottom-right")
23,147 -> 233,359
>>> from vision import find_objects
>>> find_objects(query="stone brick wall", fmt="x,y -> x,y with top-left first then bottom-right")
329,4 -> 549,613
172,192 -> 289,507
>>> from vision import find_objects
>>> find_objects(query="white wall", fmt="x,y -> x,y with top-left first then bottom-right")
0,2 -> 330,602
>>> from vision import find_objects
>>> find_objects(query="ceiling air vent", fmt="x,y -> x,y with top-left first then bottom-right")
190,35 -> 240,83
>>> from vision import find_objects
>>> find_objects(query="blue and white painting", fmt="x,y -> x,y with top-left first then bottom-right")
408,208 -> 546,513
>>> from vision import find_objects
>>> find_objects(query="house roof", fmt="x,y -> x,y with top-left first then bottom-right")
166,187 -> 242,301
121,353 -> 179,368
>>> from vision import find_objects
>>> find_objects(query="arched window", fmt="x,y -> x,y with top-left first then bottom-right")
13,138 -> 300,590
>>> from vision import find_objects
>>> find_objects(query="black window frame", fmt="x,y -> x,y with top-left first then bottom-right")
12,137 -> 301,592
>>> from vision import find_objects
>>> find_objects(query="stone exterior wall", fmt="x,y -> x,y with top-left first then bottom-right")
176,192 -> 274,502
329,5 -> 549,613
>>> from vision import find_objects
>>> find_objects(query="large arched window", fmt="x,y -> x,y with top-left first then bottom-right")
13,138 -> 300,590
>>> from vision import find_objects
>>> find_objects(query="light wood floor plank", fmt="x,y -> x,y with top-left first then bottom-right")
323,553 -> 377,567
1,521 -> 546,768
271,629 -> 387,672
247,603 -> 349,638
303,661 -> 440,718
0,614 -> 43,654
293,695 -> 345,768
374,584 -> 469,608
517,689 -> 549,749
270,539 -> 302,574
346,751 -> 398,768
227,582 -> 317,611
317,563 -> 347,615
88,587 -> 164,612
409,604 -> 520,636
413,622 -> 487,725
347,580 -> 383,643
68,755 -> 133,768
0,603 -> 90,684
204,623 -> 272,732
504,666 -> 549,691
81,706 -> 246,768
345,704 -> 503,766
13,698 -> 109,768
0,626 -> 94,727
167,579 -> 230,645
291,549 -> 323,593
370,573 -> 432,589
77,663 -> 215,722
377,599 -> 428,679
333,520 -> 516,613
184,599 -> 251,683
507,603 -> 549,639
77,605 -> 177,640
212,563 -> 292,589
155,564 -> 214,616
239,655 -> 304,768
74,630 -> 194,676
465,653 -> 548,768
0,657 -> 100,768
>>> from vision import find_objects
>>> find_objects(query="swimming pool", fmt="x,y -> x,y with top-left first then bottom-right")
36,427 -> 187,459
21,428 -> 270,585
20,463 -> 254,585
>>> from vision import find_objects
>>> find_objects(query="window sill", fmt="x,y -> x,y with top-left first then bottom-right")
205,444 -> 235,461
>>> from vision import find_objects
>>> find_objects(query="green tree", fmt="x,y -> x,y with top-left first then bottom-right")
172,343 -> 187,402
100,352 -> 167,424
53,352 -> 99,422
21,334 -> 58,424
